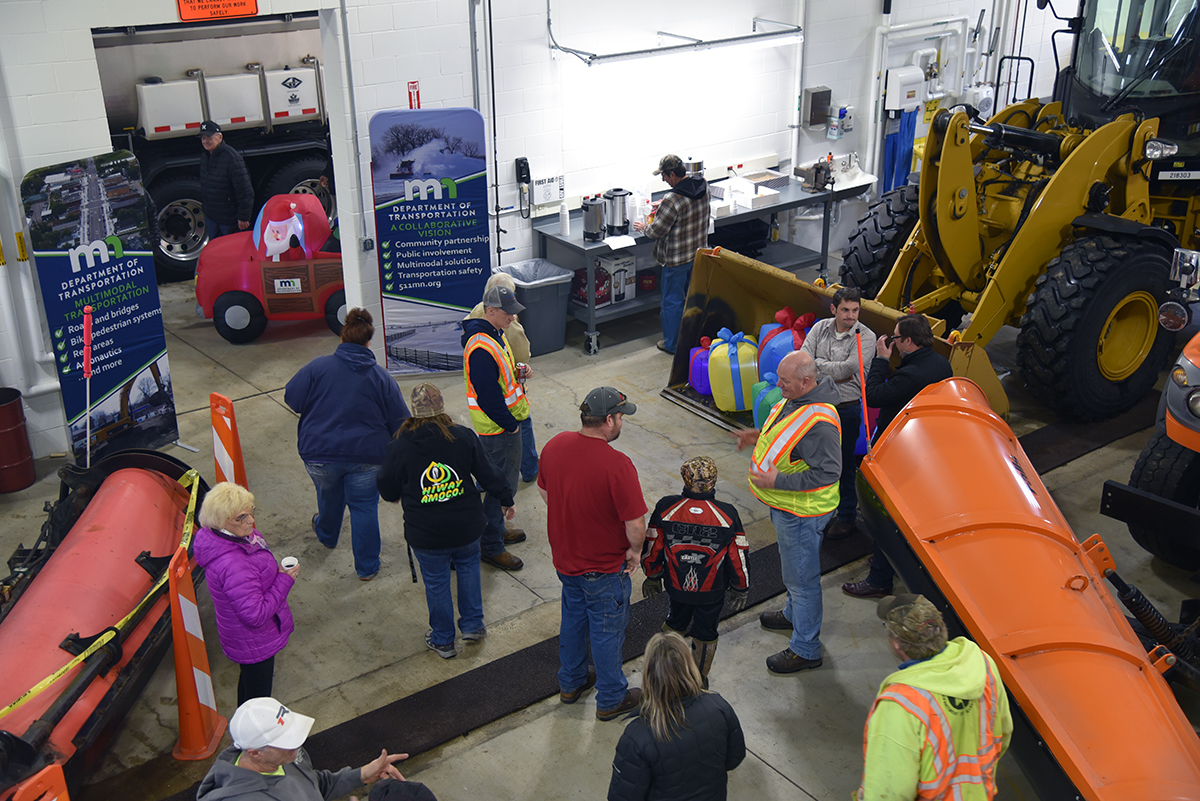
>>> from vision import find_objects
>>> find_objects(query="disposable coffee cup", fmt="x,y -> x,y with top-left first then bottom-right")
281,556 -> 299,569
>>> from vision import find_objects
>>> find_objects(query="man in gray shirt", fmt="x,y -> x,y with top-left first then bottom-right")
800,287 -> 876,540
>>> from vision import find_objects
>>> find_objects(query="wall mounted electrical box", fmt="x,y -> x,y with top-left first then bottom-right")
884,66 -> 925,113
802,86 -> 831,130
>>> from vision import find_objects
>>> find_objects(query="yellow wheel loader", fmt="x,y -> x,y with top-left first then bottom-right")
843,0 -> 1200,420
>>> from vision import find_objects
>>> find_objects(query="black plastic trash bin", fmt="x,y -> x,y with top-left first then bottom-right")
495,259 -> 573,357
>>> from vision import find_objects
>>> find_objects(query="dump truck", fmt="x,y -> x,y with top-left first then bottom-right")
93,12 -> 333,282
842,0 -> 1200,421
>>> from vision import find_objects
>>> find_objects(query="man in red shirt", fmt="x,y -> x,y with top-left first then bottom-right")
538,387 -> 648,721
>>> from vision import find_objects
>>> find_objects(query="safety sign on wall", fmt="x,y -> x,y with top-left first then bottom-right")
177,0 -> 258,22
368,108 -> 490,375
21,151 -> 178,464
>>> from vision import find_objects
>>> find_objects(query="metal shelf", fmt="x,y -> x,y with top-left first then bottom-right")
569,290 -> 661,324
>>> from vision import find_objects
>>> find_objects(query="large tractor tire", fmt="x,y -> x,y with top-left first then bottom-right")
840,184 -> 920,299
151,175 -> 208,283
262,156 -> 336,223
1016,235 -> 1174,421
1127,431 -> 1200,569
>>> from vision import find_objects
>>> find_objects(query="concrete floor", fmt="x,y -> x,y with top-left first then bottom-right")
1,277 -> 1197,801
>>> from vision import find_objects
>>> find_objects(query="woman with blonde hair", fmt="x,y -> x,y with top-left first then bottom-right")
194,482 -> 298,705
607,632 -> 745,801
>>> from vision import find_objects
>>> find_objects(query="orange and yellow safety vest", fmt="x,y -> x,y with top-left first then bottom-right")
748,399 -> 840,516
464,332 -> 529,435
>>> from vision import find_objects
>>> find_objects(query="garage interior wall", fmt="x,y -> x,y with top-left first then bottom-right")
0,0 -> 1057,458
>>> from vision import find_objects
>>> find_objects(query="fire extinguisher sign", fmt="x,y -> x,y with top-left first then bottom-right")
408,82 -> 421,109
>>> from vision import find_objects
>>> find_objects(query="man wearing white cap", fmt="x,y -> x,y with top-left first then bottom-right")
197,697 -> 407,800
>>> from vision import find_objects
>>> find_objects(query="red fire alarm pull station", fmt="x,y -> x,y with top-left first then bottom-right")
408,81 -> 421,109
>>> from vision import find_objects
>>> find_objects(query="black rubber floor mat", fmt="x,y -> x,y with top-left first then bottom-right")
1017,393 -> 1157,475
160,529 -> 871,801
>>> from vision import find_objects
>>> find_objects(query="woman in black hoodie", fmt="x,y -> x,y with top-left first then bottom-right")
377,383 -> 514,659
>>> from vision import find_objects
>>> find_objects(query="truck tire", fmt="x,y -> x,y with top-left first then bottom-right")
840,184 -> 920,299
1128,431 -> 1200,569
1016,235 -> 1174,421
324,289 -> 346,336
213,291 -> 268,344
262,156 -> 336,223
151,175 -> 208,283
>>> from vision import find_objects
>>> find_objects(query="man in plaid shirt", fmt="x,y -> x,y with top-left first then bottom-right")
634,154 -> 710,354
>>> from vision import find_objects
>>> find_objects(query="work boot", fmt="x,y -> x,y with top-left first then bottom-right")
841,579 -> 890,598
824,517 -> 858,541
481,551 -> 524,571
692,637 -> 718,690
597,688 -> 643,721
503,527 -> 527,544
759,610 -> 793,631
766,648 -> 822,674
560,666 -> 597,704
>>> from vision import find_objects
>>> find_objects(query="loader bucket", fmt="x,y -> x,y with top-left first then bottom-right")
662,247 -> 1009,428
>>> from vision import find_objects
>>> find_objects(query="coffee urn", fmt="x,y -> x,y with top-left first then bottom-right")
603,188 -> 631,236
683,157 -> 704,178
582,196 -> 605,242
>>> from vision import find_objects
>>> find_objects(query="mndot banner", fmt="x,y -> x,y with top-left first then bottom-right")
21,151 -> 178,464
369,108 -> 490,374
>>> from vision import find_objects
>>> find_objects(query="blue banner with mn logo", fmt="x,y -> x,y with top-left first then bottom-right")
22,151 -> 177,464
368,108 -> 490,374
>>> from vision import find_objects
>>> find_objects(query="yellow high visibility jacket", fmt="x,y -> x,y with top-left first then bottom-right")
464,331 -> 529,435
748,399 -> 840,516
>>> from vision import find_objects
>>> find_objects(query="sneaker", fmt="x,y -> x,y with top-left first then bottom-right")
759,610 -> 793,631
766,648 -> 822,674
358,572 -> 378,582
461,628 -> 487,643
841,579 -> 891,599
560,666 -> 597,704
503,527 -> 527,545
521,472 -> 538,483
825,517 -> 858,541
481,551 -> 524,571
597,687 -> 643,721
655,339 -> 674,354
424,630 -> 457,659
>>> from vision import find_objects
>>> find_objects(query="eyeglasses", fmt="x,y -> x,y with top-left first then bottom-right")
234,508 -> 256,523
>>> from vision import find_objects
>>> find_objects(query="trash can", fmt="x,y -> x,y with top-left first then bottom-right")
0,387 -> 36,493
494,259 -> 573,357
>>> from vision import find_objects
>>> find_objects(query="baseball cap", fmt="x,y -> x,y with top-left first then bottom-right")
482,284 -> 524,315
681,456 -> 717,494
229,697 -> 315,750
581,387 -> 636,417
653,154 -> 684,175
877,594 -> 947,653
410,383 -> 445,418
199,120 -> 222,136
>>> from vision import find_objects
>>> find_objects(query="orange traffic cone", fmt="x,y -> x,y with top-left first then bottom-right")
210,393 -> 247,488
12,763 -> 69,801
168,546 -> 227,760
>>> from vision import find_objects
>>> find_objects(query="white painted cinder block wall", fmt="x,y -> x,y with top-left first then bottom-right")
0,0 -> 1057,458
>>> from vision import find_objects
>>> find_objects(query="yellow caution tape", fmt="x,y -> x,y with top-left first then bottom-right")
0,238 -> 5,266
0,469 -> 204,721
16,231 -> 27,262
0,629 -> 116,720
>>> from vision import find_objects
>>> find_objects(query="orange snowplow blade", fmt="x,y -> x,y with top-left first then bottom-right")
859,378 -> 1200,801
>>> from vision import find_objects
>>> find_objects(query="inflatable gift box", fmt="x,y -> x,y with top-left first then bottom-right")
689,336 -> 713,395
751,372 -> 784,428
759,307 -> 815,379
708,328 -> 759,412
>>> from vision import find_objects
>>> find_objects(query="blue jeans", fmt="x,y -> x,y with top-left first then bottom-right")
479,429 -> 521,557
660,264 -> 692,353
866,544 -> 896,589
305,461 -> 382,578
558,571 -> 631,708
771,507 -> 833,660
836,403 -> 862,521
519,416 -> 538,481
411,541 -> 484,646
210,220 -> 237,238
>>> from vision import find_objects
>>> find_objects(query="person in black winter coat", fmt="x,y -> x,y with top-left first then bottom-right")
608,632 -> 745,801
376,383 -> 515,659
843,313 -> 952,599
198,120 -> 254,237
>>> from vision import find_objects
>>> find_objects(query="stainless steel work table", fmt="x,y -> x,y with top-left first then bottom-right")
531,179 -> 833,353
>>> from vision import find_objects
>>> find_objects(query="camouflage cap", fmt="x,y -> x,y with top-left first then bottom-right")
653,154 -> 684,176
681,456 -> 717,494
877,594 -> 947,657
410,383 -> 445,418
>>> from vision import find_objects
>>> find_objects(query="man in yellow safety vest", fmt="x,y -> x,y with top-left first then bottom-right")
734,351 -> 841,673
462,284 -> 530,571
856,594 -> 1012,801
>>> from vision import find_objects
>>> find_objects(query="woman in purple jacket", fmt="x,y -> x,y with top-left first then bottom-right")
195,482 -> 299,706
